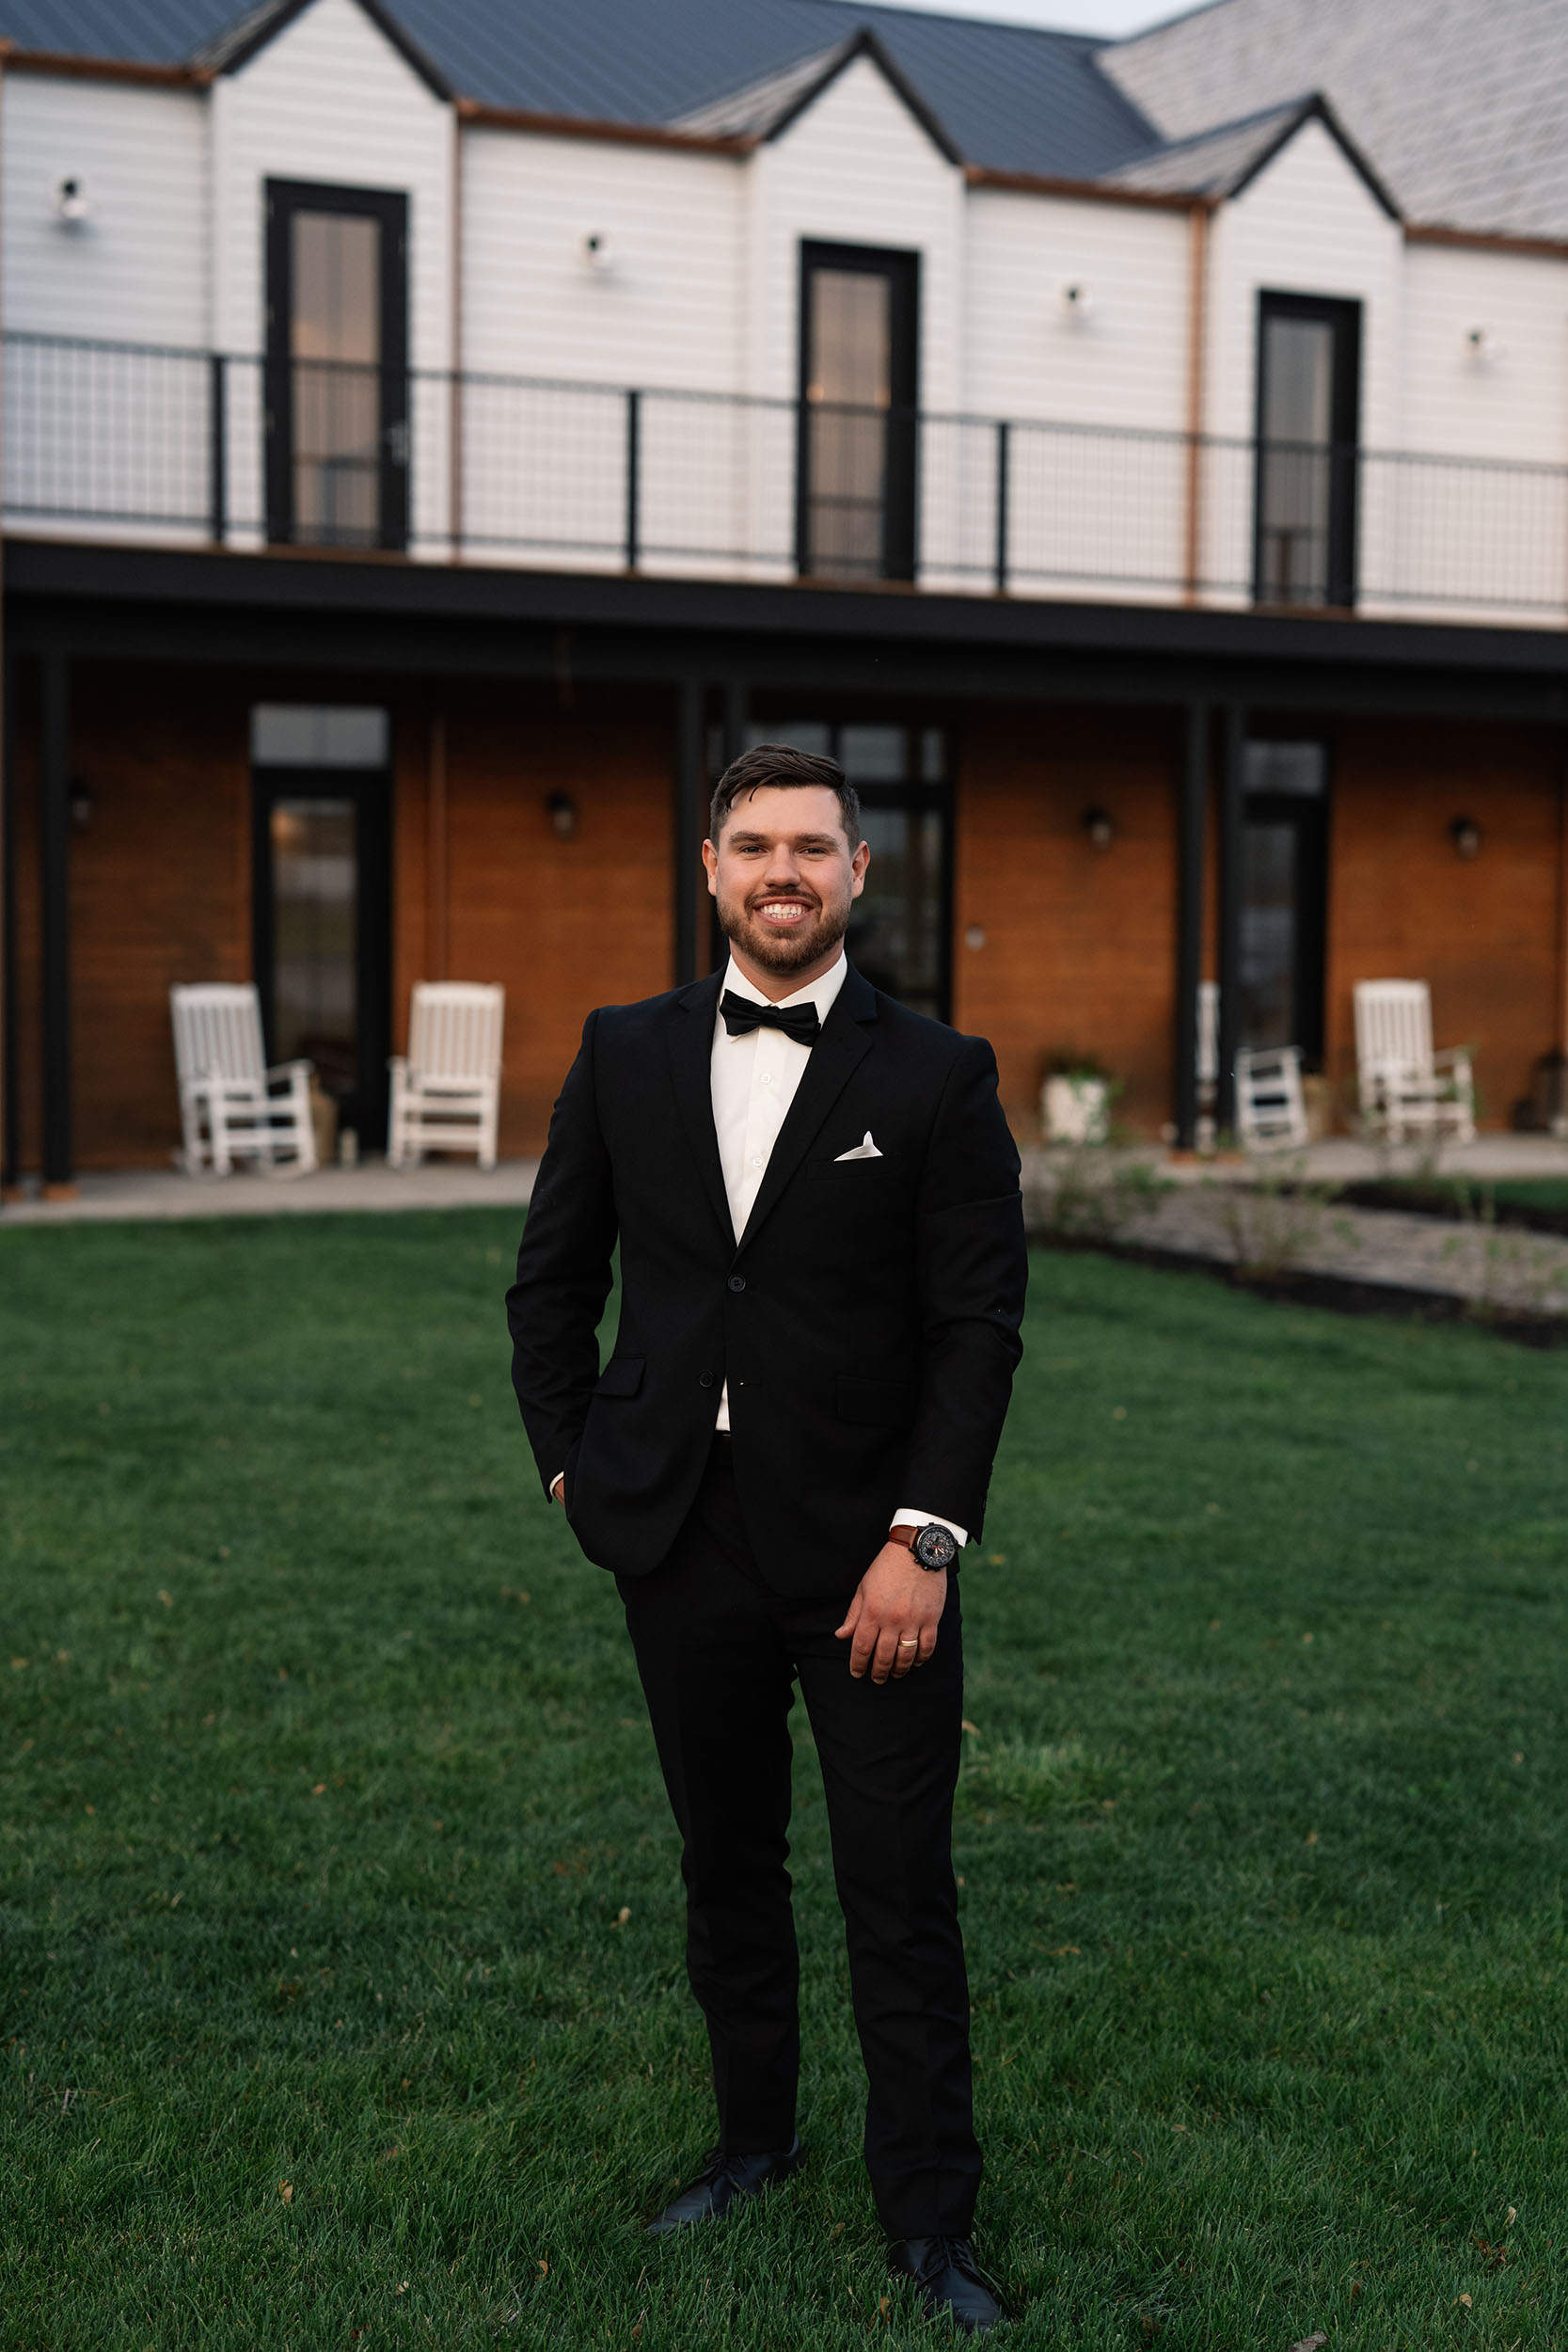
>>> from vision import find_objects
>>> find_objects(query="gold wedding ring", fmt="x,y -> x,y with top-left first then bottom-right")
897,1637 -> 919,1646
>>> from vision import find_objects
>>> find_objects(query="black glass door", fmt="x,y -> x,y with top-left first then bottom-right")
798,243 -> 919,582
265,180 -> 409,549
1254,293 -> 1360,610
252,767 -> 391,1148
740,719 -> 952,1020
1239,740 -> 1329,1062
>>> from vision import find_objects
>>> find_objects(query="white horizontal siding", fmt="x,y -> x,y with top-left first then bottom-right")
964,191 -> 1191,430
751,56 -> 966,413
2,74 -> 208,345
211,0 -> 451,368
461,132 -> 744,391
1402,243 -> 1568,464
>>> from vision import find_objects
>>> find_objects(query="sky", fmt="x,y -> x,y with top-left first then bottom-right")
873,0 -> 1186,32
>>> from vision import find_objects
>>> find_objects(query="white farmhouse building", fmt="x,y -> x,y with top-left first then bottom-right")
3,0 -> 1567,1183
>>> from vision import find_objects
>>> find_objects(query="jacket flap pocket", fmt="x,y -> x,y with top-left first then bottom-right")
837,1375 -> 917,1428
595,1356 -> 645,1398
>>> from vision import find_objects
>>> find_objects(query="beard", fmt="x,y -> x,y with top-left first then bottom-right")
718,886 -> 851,978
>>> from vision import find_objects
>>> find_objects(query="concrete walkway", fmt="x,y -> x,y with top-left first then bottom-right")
0,1158 -> 540,1226
10,1136 -> 1568,1321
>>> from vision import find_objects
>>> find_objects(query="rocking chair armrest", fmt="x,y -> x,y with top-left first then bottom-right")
264,1057 -> 315,1088
1431,1046 -> 1473,1076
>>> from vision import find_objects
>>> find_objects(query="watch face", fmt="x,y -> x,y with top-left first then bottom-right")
914,1523 -> 958,1570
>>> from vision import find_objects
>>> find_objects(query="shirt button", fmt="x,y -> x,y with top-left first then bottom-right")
727,1274 -> 746,1294
698,1370 -> 715,1389
750,1154 -> 763,1168
760,1073 -> 773,1085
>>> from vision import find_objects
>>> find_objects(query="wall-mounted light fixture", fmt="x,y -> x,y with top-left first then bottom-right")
546,790 -> 578,839
580,230 -> 616,276
1464,326 -> 1503,367
53,175 -> 90,224
69,778 -> 95,831
1059,282 -> 1093,322
1082,805 -> 1116,850
1449,815 -> 1481,860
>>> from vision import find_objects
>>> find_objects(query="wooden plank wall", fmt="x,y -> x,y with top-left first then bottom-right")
4,666 -> 1561,1172
1323,716 -> 1564,1130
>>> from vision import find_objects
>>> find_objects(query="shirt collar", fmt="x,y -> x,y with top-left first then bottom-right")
721,951 -> 848,1022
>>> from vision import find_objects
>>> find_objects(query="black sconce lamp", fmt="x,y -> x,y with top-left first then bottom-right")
1082,806 -> 1116,851
1449,815 -> 1481,861
546,790 -> 578,839
69,778 -> 95,832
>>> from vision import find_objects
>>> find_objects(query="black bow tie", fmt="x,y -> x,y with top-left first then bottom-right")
721,991 -> 821,1048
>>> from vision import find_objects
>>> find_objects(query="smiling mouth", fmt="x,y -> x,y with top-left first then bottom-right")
752,898 -> 815,925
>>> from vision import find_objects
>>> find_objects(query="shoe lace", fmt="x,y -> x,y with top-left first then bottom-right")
916,2235 -> 987,2286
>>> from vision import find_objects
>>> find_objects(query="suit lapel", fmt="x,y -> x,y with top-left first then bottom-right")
665,971 -> 735,1247
736,964 -> 878,1252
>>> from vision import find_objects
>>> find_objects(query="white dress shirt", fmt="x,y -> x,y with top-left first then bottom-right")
711,954 -> 966,1549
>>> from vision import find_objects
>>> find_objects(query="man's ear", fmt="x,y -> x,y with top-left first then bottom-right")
849,838 -> 871,897
702,837 -> 719,898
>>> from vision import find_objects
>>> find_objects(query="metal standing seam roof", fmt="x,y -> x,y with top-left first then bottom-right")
0,0 -> 1164,183
5,0 -> 1564,241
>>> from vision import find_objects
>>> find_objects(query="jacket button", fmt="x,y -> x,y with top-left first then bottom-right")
698,1370 -> 715,1389
727,1274 -> 746,1293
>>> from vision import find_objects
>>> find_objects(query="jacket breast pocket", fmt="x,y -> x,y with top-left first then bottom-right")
837,1375 -> 917,1428
594,1356 -> 645,1398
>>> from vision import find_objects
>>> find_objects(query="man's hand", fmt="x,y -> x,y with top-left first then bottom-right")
549,1473 -> 564,1504
835,1544 -> 947,1683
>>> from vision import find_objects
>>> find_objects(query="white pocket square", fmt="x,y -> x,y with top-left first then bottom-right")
834,1132 -> 883,1162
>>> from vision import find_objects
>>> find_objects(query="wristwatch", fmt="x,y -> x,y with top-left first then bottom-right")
888,1522 -> 959,1571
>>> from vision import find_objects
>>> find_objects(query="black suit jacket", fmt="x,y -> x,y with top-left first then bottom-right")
506,963 -> 1027,1597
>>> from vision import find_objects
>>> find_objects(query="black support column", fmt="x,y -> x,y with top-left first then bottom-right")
673,675 -> 704,987
1214,702 -> 1245,1139
39,650 -> 73,1194
1173,701 -> 1208,1151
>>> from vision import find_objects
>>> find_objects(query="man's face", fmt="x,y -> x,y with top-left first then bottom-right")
703,785 -> 870,983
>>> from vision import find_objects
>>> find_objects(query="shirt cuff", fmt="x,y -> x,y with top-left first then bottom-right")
891,1506 -> 968,1549
549,1471 -> 564,1500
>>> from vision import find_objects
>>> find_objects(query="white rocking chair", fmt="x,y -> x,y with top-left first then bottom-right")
170,984 -> 318,1176
1354,980 -> 1476,1145
1236,1044 -> 1310,1152
388,983 -> 505,1169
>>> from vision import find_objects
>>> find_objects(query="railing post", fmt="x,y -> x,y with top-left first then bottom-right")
208,352 -> 227,547
993,419 -> 1010,596
625,388 -> 641,572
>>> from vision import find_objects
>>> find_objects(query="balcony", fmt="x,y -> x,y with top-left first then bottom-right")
5,329 -> 1567,629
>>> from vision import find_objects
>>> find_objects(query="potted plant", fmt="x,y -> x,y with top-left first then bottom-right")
1041,1052 -> 1114,1145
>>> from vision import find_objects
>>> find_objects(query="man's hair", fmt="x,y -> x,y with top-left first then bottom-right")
709,742 -> 862,848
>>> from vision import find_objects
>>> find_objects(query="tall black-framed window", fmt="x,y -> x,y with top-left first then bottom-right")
1253,293 -> 1361,610
251,704 -> 393,1149
265,180 -> 409,550
739,717 -> 952,1021
797,243 -> 919,583
1239,739 -> 1330,1064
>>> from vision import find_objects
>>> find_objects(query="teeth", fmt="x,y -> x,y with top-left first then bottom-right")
758,902 -> 807,920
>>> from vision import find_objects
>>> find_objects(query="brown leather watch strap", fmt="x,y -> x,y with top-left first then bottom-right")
885,1525 -> 916,1550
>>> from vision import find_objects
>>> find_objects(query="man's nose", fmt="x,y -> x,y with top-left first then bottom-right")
761,850 -> 804,889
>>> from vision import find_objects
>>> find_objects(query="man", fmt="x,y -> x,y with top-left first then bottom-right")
507,742 -> 1026,2335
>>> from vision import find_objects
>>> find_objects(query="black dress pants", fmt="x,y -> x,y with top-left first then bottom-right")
617,1438 -> 980,2239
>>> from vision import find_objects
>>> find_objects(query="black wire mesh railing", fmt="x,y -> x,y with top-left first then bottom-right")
5,329 -> 1567,624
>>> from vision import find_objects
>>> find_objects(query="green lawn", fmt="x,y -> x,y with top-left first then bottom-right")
3,1214 -> 1565,2351
1346,1177 -> 1568,1234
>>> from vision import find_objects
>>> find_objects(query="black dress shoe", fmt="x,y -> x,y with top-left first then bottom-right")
643,2138 -> 802,2235
888,2236 -> 1006,2334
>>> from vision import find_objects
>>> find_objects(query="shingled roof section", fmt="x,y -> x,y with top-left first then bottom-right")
1103,0 -> 1568,243
0,0 -> 1163,183
1106,91 -> 1400,218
